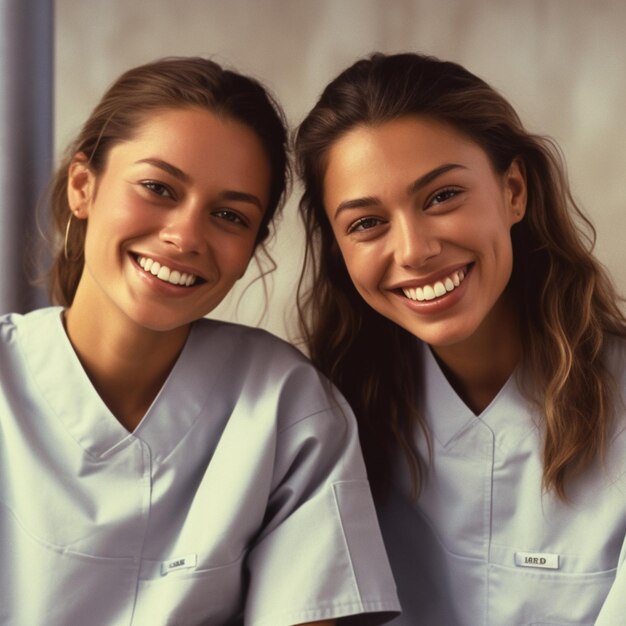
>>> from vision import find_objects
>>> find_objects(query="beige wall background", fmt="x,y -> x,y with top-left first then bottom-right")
55,0 -> 626,341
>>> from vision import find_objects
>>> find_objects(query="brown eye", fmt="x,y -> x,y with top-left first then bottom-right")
428,187 -> 462,207
347,216 -> 385,234
212,209 -> 249,228
141,180 -> 175,199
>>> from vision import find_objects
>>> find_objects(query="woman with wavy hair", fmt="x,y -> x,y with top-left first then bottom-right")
0,57 -> 400,625
296,52 -> 626,625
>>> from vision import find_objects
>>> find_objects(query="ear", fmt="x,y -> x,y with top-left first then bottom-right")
504,157 -> 527,225
67,153 -> 96,219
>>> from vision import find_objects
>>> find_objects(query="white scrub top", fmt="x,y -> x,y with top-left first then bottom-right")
377,340 -> 626,626
0,307 -> 400,626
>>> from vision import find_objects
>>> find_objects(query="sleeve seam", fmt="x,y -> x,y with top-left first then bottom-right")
276,400 -> 351,435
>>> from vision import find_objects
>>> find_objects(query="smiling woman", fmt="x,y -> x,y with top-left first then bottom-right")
0,58 -> 399,626
67,108 -> 270,349
323,116 -> 526,354
295,52 -> 626,625
65,107 -> 272,429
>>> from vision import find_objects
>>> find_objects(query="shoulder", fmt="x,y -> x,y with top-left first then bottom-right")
191,318 -> 314,373
190,318 -> 347,426
0,311 -> 18,340
0,307 -> 62,347
0,308 -> 66,401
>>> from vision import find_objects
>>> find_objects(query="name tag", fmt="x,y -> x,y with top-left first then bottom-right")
160,554 -> 197,576
515,551 -> 559,570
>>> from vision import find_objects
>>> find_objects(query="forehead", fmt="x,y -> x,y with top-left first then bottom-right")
129,106 -> 266,162
323,116 -> 493,199
105,107 -> 271,199
327,116 -> 484,171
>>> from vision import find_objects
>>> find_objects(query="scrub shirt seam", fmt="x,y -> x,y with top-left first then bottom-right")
128,441 -> 154,624
275,402 -> 353,479
0,499 -> 140,561
438,415 -> 482,449
330,483 -> 364,605
485,426 -> 496,626
251,599 -> 399,626
276,399 -> 351,435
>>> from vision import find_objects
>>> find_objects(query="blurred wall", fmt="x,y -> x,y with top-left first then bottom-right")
55,0 -> 626,341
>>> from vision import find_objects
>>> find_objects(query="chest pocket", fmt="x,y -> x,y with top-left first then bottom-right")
487,546 -> 616,625
132,553 -> 246,625
1,505 -> 136,625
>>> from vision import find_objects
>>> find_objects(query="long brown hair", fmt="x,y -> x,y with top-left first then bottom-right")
49,57 -> 289,306
295,52 -> 626,499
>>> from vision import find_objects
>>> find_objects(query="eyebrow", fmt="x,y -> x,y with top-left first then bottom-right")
136,158 -> 191,183
407,163 -> 467,195
217,190 -> 264,213
332,162 -> 467,219
136,158 -> 264,212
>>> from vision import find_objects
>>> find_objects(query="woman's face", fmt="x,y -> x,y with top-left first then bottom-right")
68,106 -> 271,333
322,116 -> 526,350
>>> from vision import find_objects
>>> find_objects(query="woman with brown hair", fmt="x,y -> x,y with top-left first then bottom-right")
296,52 -> 626,625
0,57 -> 399,625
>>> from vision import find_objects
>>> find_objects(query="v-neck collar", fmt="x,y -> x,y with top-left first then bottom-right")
18,307 -> 238,461
421,341 -> 532,449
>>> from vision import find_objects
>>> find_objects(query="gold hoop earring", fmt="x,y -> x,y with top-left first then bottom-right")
64,213 -> 82,262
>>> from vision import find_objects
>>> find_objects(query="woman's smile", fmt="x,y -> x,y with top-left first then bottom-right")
135,253 -> 204,287
392,263 -> 469,302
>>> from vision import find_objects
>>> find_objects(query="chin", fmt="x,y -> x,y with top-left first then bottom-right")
402,320 -> 479,349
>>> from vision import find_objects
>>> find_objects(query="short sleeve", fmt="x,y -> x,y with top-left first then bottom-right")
594,520 -> 626,625
243,376 -> 400,626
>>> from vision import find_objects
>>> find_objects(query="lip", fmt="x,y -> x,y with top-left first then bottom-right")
391,263 -> 473,315
388,262 -> 471,291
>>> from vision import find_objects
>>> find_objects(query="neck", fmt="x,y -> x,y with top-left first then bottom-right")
64,294 -> 190,432
431,295 -> 522,415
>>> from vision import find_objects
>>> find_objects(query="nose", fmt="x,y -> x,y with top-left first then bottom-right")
159,205 -> 207,254
392,214 -> 441,268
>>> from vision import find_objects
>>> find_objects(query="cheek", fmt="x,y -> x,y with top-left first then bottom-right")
479,224 -> 515,290
489,223 -> 515,262
89,188 -> 146,231
220,237 -> 257,276
461,215 -> 513,255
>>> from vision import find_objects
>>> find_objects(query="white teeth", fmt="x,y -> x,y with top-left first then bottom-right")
401,268 -> 468,302
157,266 -> 170,281
136,256 -> 198,287
434,281 -> 446,297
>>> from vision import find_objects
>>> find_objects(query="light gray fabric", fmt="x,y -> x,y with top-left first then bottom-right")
0,307 -> 400,625
378,340 -> 626,625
